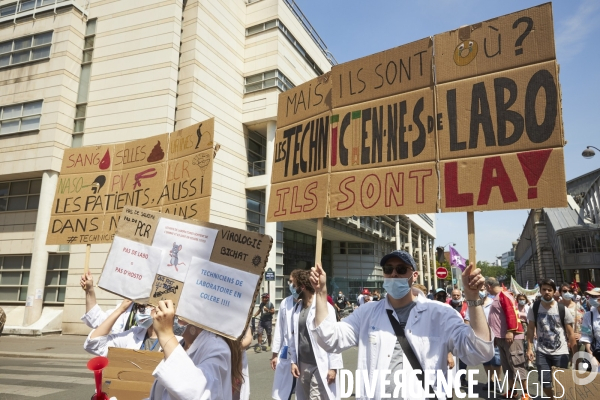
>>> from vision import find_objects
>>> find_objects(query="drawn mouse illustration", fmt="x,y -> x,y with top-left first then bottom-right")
168,242 -> 186,272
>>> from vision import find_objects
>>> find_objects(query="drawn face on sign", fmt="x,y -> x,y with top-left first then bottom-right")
453,40 -> 478,66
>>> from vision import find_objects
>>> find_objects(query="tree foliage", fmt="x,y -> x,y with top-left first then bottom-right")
476,260 -> 508,283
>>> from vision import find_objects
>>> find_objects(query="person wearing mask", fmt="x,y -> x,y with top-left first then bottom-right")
334,291 -> 350,321
290,269 -> 343,400
526,279 -> 576,400
580,287 -> 600,372
559,283 -> 584,356
253,293 -> 274,352
372,290 -> 381,302
271,286 -> 297,400
148,300 -> 241,400
449,289 -> 469,388
80,271 -> 135,334
357,289 -> 370,307
516,294 -> 533,370
309,250 -> 493,399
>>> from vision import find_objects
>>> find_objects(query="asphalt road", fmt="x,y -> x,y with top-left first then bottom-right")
0,345 -> 544,400
0,356 -> 95,400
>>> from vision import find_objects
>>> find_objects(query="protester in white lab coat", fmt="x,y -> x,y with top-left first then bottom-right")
84,300 -> 182,356
80,271 -> 134,334
148,300 -> 237,400
239,327 -> 253,400
309,250 -> 494,400
271,292 -> 297,400
289,269 -> 343,400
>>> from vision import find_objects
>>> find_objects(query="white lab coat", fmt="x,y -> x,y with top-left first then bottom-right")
272,295 -> 296,400
83,326 -> 182,357
81,303 -> 133,334
150,330 -> 233,400
290,299 -> 343,400
310,290 -> 494,400
240,351 -> 250,400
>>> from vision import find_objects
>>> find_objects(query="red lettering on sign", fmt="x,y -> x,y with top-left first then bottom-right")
360,174 -> 381,209
409,169 -> 433,204
517,149 -> 552,200
290,186 -> 303,214
477,156 -> 517,205
303,182 -> 318,212
444,162 -> 474,208
337,177 -> 356,211
273,188 -> 290,216
384,172 -> 404,207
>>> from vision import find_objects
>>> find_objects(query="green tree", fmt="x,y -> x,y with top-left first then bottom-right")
505,260 -> 515,283
476,261 -> 508,283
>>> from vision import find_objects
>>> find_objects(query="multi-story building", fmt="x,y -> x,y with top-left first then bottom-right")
501,249 -> 514,269
0,0 -> 436,335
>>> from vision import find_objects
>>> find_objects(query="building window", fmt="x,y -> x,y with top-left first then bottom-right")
247,130 -> 266,176
339,242 -> 374,255
246,18 -> 324,76
0,31 -> 52,69
244,70 -> 294,94
246,190 -> 266,234
44,254 -> 69,303
0,0 -> 70,20
0,255 -> 31,302
0,178 -> 42,212
0,100 -> 43,136
72,19 -> 97,147
418,214 -> 434,227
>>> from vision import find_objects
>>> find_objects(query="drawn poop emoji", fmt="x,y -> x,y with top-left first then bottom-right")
453,40 -> 478,66
147,141 -> 165,162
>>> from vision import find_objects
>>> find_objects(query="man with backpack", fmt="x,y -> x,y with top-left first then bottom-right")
526,279 -> 576,400
253,293 -> 274,352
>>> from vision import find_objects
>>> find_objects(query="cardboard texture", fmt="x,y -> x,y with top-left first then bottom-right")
277,72 -> 332,129
440,148 -> 567,212
103,347 -> 163,400
437,60 -> 563,160
329,162 -> 438,217
98,206 -> 272,340
271,111 -> 331,184
552,367 -> 600,400
267,174 -> 329,222
47,119 -> 215,245
434,3 -> 555,84
330,87 -> 436,172
332,37 -> 433,108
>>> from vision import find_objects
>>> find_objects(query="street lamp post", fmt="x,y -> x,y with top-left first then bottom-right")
582,146 -> 600,159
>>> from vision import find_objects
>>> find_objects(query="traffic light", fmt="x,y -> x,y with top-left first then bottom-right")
436,246 -> 446,264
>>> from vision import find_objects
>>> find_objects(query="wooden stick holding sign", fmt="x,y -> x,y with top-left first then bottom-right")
467,211 -> 476,269
84,243 -> 91,274
315,218 -> 323,265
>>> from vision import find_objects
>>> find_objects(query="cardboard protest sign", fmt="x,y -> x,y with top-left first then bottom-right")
329,162 -> 437,217
47,119 -> 214,245
552,367 -> 600,400
332,37 -> 433,108
277,72 -> 332,129
330,88 -> 436,172
268,3 -> 567,221
440,148 -> 566,212
434,3 -> 555,84
98,206 -> 272,340
271,111 -> 331,184
267,174 -> 329,222
103,347 -> 164,400
436,60 -> 563,160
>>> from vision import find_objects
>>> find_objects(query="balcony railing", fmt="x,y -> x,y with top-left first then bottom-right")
248,160 -> 266,177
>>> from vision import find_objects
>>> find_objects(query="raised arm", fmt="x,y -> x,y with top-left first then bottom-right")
310,263 -> 329,327
460,262 -> 491,342
80,271 -> 97,313
90,299 -> 132,339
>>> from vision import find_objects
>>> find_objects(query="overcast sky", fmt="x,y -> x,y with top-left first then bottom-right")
297,0 -> 600,263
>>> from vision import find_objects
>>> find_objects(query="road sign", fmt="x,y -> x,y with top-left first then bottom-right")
265,268 -> 275,281
436,267 -> 448,279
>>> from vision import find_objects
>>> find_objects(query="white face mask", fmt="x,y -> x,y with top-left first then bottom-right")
382,278 -> 411,299
562,292 -> 574,300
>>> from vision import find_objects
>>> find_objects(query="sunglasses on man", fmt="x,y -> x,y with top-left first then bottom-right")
561,289 -> 574,294
382,263 -> 414,275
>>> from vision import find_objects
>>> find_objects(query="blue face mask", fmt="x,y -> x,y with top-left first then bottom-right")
518,300 -> 526,306
479,291 -> 486,299
173,316 -> 186,335
487,294 -> 496,299
135,312 -> 153,329
541,296 -> 554,304
562,292 -> 574,301
382,278 -> 411,300
589,298 -> 600,308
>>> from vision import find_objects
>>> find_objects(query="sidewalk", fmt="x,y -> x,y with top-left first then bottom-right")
0,334 -> 92,360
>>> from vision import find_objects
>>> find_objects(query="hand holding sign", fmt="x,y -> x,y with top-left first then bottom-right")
153,300 -> 175,338
461,262 -> 484,300
80,271 -> 93,292
310,263 -> 327,294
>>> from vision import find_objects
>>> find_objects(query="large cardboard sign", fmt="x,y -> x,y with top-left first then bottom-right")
267,3 -> 566,221
277,72 -> 332,129
47,119 -> 214,245
434,3 -> 555,84
98,206 -> 272,340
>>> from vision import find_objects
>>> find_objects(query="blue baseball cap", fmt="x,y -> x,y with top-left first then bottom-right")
380,250 -> 416,270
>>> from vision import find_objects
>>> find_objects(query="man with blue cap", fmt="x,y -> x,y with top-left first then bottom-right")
308,250 -> 494,400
